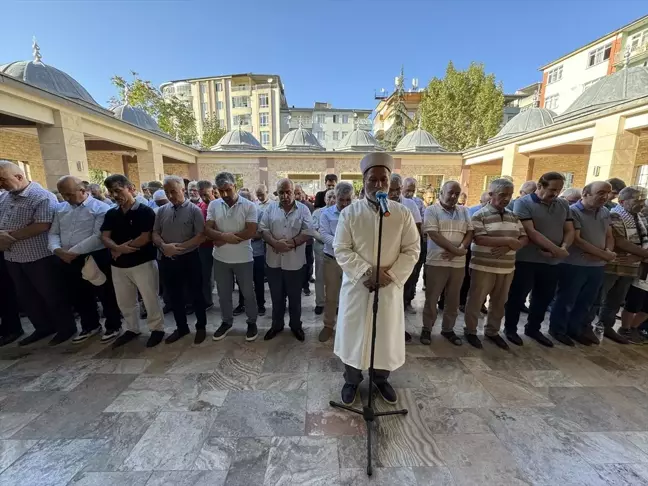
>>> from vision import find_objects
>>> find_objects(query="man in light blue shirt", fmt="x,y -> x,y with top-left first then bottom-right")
48,176 -> 122,343
468,192 -> 490,216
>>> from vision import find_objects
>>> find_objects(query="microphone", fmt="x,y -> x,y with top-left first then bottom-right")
375,191 -> 390,217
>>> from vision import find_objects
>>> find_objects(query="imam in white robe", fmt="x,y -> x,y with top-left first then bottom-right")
333,198 -> 420,371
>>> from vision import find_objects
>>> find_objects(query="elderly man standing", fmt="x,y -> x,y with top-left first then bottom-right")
312,189 -> 336,318
187,181 -> 201,205
49,176 -> 123,343
504,172 -> 574,347
0,161 -> 77,346
464,179 -> 527,350
197,180 -> 217,310
315,173 -> 338,209
261,178 -> 313,341
205,172 -> 258,342
507,180 -> 537,211
421,181 -> 473,346
606,178 -> 626,209
295,184 -> 315,295
250,184 -> 271,316
318,183 -> 354,342
550,182 -> 615,346
153,176 -> 207,344
334,153 -> 419,405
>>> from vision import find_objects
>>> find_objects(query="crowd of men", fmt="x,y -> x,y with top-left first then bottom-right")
2,153 -> 648,403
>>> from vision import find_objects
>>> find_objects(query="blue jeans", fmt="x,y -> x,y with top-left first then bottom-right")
550,264 -> 604,336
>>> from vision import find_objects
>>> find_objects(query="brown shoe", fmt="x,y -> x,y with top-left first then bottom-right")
604,326 -> 630,344
318,327 -> 334,342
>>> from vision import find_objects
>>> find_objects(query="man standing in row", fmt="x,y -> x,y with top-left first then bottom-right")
252,184 -> 271,316
295,184 -> 314,296
314,173 -> 338,209
197,180 -> 217,310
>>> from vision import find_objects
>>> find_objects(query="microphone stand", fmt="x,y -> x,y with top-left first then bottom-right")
329,199 -> 408,476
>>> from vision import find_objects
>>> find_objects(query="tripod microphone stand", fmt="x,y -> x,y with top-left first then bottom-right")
329,198 -> 408,477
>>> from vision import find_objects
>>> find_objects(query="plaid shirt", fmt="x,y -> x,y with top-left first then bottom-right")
0,182 -> 58,263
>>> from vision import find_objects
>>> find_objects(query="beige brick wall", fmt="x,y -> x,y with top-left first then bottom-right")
0,129 -> 46,186
163,162 -> 190,180
87,152 -> 123,175
530,155 -> 588,189
465,162 -> 502,206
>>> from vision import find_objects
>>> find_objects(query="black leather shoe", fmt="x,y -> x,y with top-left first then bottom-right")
233,305 -> 245,316
165,328 -> 189,344
264,327 -> 282,341
0,331 -> 24,347
486,334 -> 510,350
341,383 -> 358,405
314,306 -> 323,315
291,327 -> 305,342
405,331 -> 412,343
147,330 -> 165,348
194,329 -> 206,345
505,332 -> 523,346
374,381 -> 398,404
568,333 -> 589,346
112,330 -> 141,349
525,330 -> 554,347
465,334 -> 483,349
49,330 -> 76,346
550,331 -> 575,346
19,330 -> 54,346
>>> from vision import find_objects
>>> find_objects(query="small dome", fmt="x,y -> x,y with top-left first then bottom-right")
111,104 -> 161,133
489,107 -> 556,142
395,126 -> 446,152
275,126 -> 325,151
336,128 -> 384,152
210,127 -> 266,151
558,65 -> 648,120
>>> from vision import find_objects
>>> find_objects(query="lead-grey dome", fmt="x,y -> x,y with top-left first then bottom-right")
395,126 -> 446,152
558,65 -> 648,120
336,128 -> 384,152
489,107 -> 556,142
275,126 -> 325,151
111,104 -> 161,133
210,127 -> 266,151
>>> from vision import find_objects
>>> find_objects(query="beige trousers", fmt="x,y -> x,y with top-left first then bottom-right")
464,269 -> 514,336
422,265 -> 464,332
323,254 -> 343,329
112,260 -> 165,334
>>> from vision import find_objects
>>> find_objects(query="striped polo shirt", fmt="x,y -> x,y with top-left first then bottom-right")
470,204 -> 526,274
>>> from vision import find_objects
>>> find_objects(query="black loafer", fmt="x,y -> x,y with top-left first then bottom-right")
341,383 -> 358,405
374,381 -> 398,405
291,327 -> 305,342
525,330 -> 554,347
465,334 -> 483,349
264,327 -> 282,341
505,332 -> 523,346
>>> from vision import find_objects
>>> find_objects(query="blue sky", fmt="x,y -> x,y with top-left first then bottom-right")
1,0 -> 646,111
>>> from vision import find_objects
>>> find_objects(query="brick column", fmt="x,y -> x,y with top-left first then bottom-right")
37,110 -> 89,189
393,157 -> 402,174
586,115 -> 639,184
259,157 -> 269,186
502,143 -> 531,192
136,141 -> 164,184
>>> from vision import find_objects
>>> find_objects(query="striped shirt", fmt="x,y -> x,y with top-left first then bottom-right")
604,207 -> 646,277
423,202 -> 473,268
470,204 -> 526,274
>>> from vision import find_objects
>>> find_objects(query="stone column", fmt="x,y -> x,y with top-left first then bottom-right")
586,115 -> 639,184
136,141 -> 164,184
393,157 -> 402,174
501,143 -> 532,191
187,163 -> 200,181
259,157 -> 269,186
37,110 -> 89,189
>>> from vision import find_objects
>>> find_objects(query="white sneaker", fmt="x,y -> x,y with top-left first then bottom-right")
72,327 -> 101,344
101,329 -> 120,343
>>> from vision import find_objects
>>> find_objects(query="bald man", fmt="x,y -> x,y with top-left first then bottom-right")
507,181 -> 537,211
48,176 -> 123,343
0,161 -> 77,346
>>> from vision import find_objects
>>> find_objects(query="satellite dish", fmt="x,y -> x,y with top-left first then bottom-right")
267,78 -> 274,83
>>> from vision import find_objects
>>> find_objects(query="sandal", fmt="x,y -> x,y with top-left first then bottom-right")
441,331 -> 463,346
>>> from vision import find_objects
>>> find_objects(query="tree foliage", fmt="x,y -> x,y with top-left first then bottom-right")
381,67 -> 412,151
201,114 -> 227,148
418,62 -> 504,152
109,71 -> 198,145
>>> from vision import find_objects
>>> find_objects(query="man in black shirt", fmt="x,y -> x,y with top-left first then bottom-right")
314,174 -> 338,209
101,175 -> 165,348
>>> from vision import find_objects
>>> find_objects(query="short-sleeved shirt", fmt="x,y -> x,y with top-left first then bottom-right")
513,193 -> 572,265
197,200 -> 214,249
206,196 -> 257,264
399,197 -> 422,225
470,204 -> 526,274
100,201 -> 157,268
565,202 -> 611,267
423,202 -> 473,268
153,199 -> 205,255
260,201 -> 312,271
605,207 -> 646,277
319,204 -> 342,256
0,182 -> 58,263
252,200 -> 271,258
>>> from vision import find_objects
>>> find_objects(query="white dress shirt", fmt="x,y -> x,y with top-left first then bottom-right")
207,196 -> 258,264
48,195 -> 111,254
260,201 -> 312,271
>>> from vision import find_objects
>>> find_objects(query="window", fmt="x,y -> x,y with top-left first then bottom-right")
215,82 -> 223,92
587,43 -> 612,68
258,94 -> 269,108
582,78 -> 602,92
562,172 -> 574,189
201,102 -> 208,119
342,114 -> 349,124
635,165 -> 648,187
260,131 -> 270,145
315,114 -> 326,124
545,94 -> 560,110
200,83 -> 206,94
316,131 -> 325,141
17,161 -> 32,181
333,115 -> 340,123
219,119 -> 225,127
341,131 -> 348,139
547,65 -> 563,84
629,29 -> 648,53
259,112 -> 269,127
332,131 -> 339,141
233,114 -> 251,126
232,96 -> 250,108
217,101 -> 223,110
483,175 -> 499,191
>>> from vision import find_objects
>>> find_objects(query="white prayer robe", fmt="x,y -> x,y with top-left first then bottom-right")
333,198 -> 420,371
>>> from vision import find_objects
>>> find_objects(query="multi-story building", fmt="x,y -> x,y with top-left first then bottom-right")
613,15 -> 648,69
373,90 -> 422,138
502,83 -> 541,125
539,15 -> 648,115
280,102 -> 372,150
160,73 -> 287,149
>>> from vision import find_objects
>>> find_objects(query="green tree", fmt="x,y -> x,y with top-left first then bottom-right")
201,114 -> 227,148
381,67 -> 412,151
109,71 -> 198,145
418,62 -> 504,152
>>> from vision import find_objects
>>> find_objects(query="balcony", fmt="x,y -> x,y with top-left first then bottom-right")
614,41 -> 648,65
357,119 -> 373,131
231,85 -> 250,92
289,117 -> 313,129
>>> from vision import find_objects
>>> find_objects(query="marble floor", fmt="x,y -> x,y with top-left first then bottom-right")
3,285 -> 648,485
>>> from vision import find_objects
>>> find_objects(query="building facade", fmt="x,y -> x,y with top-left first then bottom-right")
160,73 -> 287,149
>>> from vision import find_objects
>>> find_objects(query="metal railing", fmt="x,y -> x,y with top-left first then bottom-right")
231,85 -> 250,92
615,41 -> 648,63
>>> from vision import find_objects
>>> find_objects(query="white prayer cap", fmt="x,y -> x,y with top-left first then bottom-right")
153,189 -> 167,201
360,153 -> 394,175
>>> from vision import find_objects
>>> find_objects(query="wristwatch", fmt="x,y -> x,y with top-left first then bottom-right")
364,268 -> 373,277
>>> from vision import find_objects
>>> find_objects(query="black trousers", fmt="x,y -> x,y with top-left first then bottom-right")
504,261 -> 559,334
404,236 -> 427,305
5,255 -> 76,335
198,246 -> 214,307
344,364 -> 390,385
238,255 -> 266,309
302,244 -> 314,290
159,251 -> 207,331
0,253 -> 21,336
57,249 -> 122,332
267,266 -> 304,331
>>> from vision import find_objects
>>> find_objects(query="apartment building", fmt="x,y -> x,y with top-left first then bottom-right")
280,102 -> 372,150
160,73 -> 287,149
539,15 -> 648,115
373,91 -> 422,138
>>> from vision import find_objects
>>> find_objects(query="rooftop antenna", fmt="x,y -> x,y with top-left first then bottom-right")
412,78 -> 419,92
32,36 -> 42,63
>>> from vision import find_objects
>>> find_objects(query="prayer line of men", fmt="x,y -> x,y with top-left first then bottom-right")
1,158 -> 645,352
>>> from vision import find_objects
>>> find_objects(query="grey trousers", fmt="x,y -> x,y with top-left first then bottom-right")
344,364 -> 390,385
213,259 -> 257,324
314,245 -> 325,308
198,247 -> 214,306
596,273 -> 634,328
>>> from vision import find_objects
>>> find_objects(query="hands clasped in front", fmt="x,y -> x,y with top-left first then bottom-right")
363,267 -> 392,292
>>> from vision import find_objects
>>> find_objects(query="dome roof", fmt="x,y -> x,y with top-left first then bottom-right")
489,107 -> 556,142
0,41 -> 99,107
336,128 -> 384,152
210,127 -> 266,151
395,125 -> 446,152
275,125 -> 325,151
558,65 -> 648,120
111,104 -> 161,133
